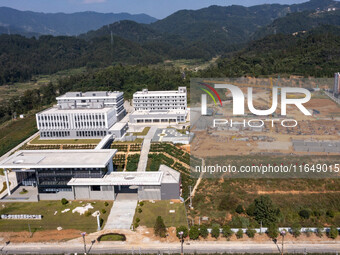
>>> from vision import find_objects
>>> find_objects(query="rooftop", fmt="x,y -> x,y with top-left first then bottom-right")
133,87 -> 187,97
68,172 -> 164,186
0,149 -> 117,169
38,106 -> 115,115
67,164 -> 180,186
130,110 -> 187,116
56,91 -> 123,100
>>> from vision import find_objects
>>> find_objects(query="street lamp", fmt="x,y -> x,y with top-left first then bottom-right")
280,230 -> 286,255
81,232 -> 87,255
178,231 -> 184,255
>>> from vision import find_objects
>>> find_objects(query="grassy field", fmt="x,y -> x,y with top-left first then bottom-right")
0,200 -> 113,233
0,114 -> 38,157
29,136 -> 101,145
0,67 -> 86,103
134,201 -> 187,228
191,178 -> 340,227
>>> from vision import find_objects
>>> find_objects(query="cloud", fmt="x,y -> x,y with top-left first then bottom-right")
83,0 -> 106,4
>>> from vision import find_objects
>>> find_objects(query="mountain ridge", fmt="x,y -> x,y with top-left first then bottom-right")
0,6 -> 157,36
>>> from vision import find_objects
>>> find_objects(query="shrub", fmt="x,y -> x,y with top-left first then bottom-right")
316,227 -> 324,237
218,195 -> 238,211
135,217 -> 140,223
246,227 -> 256,238
139,201 -> 144,206
154,216 -> 167,238
291,223 -> 301,238
137,208 -> 142,213
176,226 -> 188,239
61,198 -> 68,205
104,201 -> 109,207
99,218 -> 104,227
254,196 -> 280,226
236,229 -> 243,239
328,226 -> 338,239
326,210 -> 335,218
246,203 -> 256,217
235,204 -> 244,214
267,224 -> 279,239
189,225 -> 200,240
133,222 -> 139,229
199,225 -> 209,238
222,225 -> 233,238
299,209 -> 310,219
101,209 -> 106,214
211,224 -> 220,239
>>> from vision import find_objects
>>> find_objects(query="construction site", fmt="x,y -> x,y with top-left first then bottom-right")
190,77 -> 340,157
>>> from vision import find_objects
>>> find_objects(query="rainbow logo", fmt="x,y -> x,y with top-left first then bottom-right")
199,83 -> 223,106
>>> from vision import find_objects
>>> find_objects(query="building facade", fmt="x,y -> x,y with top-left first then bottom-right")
36,91 -> 127,139
0,150 -> 181,201
129,87 -> 188,124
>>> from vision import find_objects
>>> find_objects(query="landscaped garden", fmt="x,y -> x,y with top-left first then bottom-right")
133,200 -> 187,228
0,200 -> 113,233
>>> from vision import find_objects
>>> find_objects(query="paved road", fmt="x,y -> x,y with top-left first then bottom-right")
137,126 -> 158,172
104,193 -> 138,230
1,241 -> 340,254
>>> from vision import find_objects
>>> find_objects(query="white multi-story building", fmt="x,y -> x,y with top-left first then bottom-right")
36,91 -> 127,139
129,87 -> 188,124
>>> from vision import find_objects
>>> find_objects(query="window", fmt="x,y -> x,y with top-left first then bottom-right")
91,185 -> 101,191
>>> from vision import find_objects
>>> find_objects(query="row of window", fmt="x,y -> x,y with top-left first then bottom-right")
39,121 -> 69,128
41,131 -> 70,138
134,95 -> 186,99
74,121 -> 105,128
76,130 -> 107,137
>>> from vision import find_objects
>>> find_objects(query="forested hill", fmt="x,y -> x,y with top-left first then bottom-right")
80,20 -> 163,43
0,7 -> 157,36
203,26 -> 340,78
0,34 -> 162,85
254,9 -> 340,39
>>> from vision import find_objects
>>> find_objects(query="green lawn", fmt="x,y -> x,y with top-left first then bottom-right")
131,127 -> 150,136
134,201 -> 187,228
98,233 -> 126,241
29,136 -> 101,145
0,200 -> 113,233
0,114 -> 38,157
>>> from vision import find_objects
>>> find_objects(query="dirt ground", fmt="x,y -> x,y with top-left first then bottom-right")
1,226 -> 340,244
0,229 -> 81,243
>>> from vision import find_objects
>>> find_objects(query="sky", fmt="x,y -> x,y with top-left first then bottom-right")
0,0 -> 308,19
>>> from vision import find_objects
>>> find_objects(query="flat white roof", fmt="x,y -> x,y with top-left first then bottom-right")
56,91 -> 123,100
130,110 -> 187,116
68,172 -> 163,186
134,92 -> 186,97
0,149 -> 117,169
68,164 -> 180,186
38,107 -> 115,115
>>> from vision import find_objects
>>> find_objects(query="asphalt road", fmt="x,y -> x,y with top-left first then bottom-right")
1,242 -> 340,254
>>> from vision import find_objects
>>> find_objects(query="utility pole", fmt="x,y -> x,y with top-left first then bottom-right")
178,231 -> 184,255
280,230 -> 286,255
81,232 -> 87,255
189,186 -> 192,209
28,223 -> 32,238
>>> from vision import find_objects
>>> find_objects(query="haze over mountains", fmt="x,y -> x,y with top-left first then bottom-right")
0,7 -> 157,36
1,0 -> 340,85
